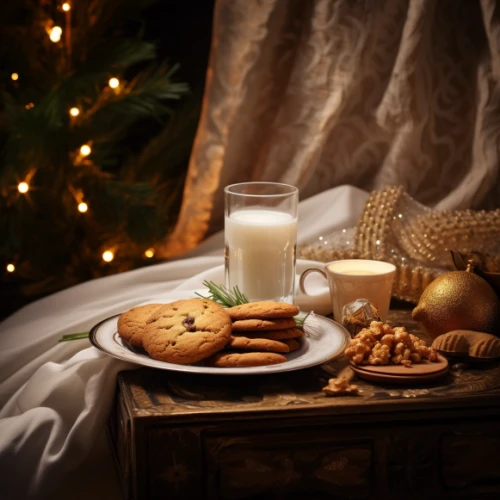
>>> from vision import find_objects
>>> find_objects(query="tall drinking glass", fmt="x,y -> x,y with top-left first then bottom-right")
224,182 -> 299,303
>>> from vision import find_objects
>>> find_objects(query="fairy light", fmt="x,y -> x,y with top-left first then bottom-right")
108,78 -> 119,89
18,182 -> 29,193
80,144 -> 91,156
102,250 -> 114,262
144,248 -> 155,258
62,2 -> 71,11
69,107 -> 80,117
49,26 -> 62,43
78,202 -> 88,213
25,103 -> 35,110
11,73 -> 19,81
6,264 -> 15,273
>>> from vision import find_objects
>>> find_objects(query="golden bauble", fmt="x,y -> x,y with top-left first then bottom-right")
412,270 -> 500,339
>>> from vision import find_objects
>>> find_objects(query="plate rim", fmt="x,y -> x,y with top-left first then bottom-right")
89,312 -> 350,375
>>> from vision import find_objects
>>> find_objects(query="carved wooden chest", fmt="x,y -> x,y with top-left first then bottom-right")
108,310 -> 500,499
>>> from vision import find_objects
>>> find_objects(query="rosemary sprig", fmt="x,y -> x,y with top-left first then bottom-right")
195,280 -> 249,307
294,311 -> 311,328
58,332 -> 89,342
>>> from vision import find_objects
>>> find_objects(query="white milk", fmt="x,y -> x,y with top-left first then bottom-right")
225,209 -> 297,303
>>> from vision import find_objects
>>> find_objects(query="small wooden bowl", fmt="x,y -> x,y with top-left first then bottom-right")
349,354 -> 449,384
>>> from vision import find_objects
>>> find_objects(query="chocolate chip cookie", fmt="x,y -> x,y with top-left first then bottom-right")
209,351 -> 287,367
232,327 -> 304,340
226,301 -> 299,320
117,303 -> 165,347
142,298 -> 232,365
226,335 -> 290,353
231,317 -> 296,332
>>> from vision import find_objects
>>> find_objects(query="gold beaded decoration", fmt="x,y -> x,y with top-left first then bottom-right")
298,185 -> 500,303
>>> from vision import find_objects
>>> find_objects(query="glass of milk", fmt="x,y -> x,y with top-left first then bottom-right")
224,182 -> 299,304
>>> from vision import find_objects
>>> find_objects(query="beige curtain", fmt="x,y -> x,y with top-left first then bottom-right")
158,0 -> 500,258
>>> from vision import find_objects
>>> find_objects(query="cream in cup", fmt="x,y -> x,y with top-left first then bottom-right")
299,259 -> 396,322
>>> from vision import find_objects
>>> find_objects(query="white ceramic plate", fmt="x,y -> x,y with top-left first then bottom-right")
89,313 -> 350,375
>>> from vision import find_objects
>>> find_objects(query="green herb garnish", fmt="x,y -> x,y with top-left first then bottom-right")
294,311 -> 311,328
58,332 -> 89,342
195,280 -> 249,307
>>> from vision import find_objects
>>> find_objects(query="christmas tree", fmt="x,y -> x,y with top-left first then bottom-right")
0,0 -> 192,305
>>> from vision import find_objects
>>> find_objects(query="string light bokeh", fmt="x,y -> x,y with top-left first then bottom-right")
2,0 -> 178,284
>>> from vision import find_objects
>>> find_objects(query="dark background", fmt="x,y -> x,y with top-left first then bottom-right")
0,0 -> 216,321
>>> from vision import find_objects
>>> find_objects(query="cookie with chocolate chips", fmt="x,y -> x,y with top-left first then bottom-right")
117,303 -> 165,347
142,298 -> 232,365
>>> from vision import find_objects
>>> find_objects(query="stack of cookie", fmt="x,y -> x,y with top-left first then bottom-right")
116,298 -> 304,368
211,301 -> 303,367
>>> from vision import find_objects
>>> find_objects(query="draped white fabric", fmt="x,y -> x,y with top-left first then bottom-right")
0,185 -> 368,500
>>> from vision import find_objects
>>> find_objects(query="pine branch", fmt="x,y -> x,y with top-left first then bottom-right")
124,89 -> 202,180
71,39 -> 157,91
75,63 -> 189,142
0,0 -> 192,297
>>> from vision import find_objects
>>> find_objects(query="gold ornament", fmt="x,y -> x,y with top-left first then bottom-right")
412,270 -> 500,339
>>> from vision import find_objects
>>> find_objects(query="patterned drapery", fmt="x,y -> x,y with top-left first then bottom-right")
158,0 -> 500,258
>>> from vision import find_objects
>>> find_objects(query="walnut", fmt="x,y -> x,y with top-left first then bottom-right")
323,376 -> 360,396
366,342 -> 391,365
344,320 -> 438,367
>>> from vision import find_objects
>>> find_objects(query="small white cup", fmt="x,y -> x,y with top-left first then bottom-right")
299,259 -> 396,322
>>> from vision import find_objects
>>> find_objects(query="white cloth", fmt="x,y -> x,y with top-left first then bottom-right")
0,185 -> 368,500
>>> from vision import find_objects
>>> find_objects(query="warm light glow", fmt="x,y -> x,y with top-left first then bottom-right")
102,250 -> 114,262
62,2 -> 71,11
18,182 -> 29,193
144,248 -> 155,258
6,263 -> 15,273
11,73 -> 19,81
108,77 -> 120,89
80,144 -> 91,156
25,103 -> 35,110
69,107 -> 80,117
78,202 -> 88,213
50,26 -> 63,43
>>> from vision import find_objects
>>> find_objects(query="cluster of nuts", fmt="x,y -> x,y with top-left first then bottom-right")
345,321 -> 438,367
322,376 -> 359,396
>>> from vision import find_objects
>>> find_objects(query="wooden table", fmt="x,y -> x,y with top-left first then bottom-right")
108,309 -> 500,500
